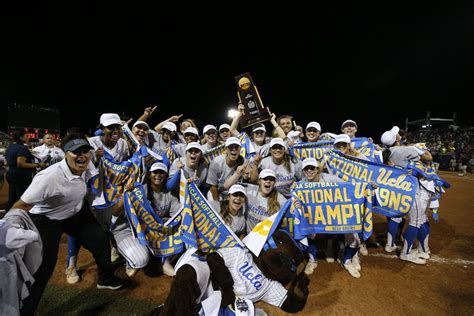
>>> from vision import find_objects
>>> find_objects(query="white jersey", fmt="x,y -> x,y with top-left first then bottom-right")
32,144 -> 64,164
210,201 -> 246,236
88,136 -> 129,162
217,247 -> 287,307
245,184 -> 287,233
206,155 -> 242,199
259,156 -> 302,198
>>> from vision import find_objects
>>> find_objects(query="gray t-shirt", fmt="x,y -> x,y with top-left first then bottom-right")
244,184 -> 287,233
169,157 -> 208,189
210,201 -> 246,236
150,189 -> 181,220
259,156 -> 303,198
173,143 -> 187,159
148,130 -> 172,155
389,146 -> 420,168
206,155 -> 242,199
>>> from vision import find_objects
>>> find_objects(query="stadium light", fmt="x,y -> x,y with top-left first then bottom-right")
228,109 -> 239,119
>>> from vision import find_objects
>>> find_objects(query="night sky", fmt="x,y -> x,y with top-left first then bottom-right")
2,2 -> 474,139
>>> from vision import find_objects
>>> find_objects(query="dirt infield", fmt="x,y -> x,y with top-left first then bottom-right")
3,171 -> 474,315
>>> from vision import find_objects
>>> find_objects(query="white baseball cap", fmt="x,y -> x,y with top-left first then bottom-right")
381,131 -> 396,146
334,134 -> 351,144
228,184 -> 247,196
132,120 -> 150,130
225,137 -> 241,147
186,142 -> 202,152
341,119 -> 358,130
259,169 -> 276,179
203,124 -> 217,134
219,124 -> 231,131
306,121 -> 321,132
162,122 -> 177,132
150,162 -> 168,173
390,126 -> 400,135
270,138 -> 286,148
100,113 -> 122,127
302,158 -> 318,169
252,124 -> 266,133
184,127 -> 199,136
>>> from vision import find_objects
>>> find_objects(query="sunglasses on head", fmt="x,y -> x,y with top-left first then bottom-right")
72,147 -> 91,155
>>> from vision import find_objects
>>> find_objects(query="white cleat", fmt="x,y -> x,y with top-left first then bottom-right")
126,265 -> 138,278
400,252 -> 427,265
359,243 -> 368,256
385,244 -> 401,253
342,261 -> 361,278
305,260 -> 317,275
65,267 -> 80,284
352,255 -> 361,272
415,248 -> 430,260
326,256 -> 335,263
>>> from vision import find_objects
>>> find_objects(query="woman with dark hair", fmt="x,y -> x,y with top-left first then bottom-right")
5,130 -> 46,210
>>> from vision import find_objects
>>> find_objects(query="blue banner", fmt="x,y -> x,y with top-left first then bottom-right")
289,137 -> 378,162
290,181 -> 373,240
326,150 -> 419,217
123,183 -> 184,257
180,182 -> 244,252
90,150 -> 142,209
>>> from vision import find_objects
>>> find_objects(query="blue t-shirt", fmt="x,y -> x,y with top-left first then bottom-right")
5,143 -> 35,177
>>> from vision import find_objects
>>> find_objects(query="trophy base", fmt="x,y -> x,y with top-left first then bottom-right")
239,109 -> 272,129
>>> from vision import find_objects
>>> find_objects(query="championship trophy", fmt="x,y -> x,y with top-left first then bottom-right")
235,72 -> 271,128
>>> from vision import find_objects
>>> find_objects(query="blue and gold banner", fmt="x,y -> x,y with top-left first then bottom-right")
180,182 -> 244,252
289,137 -> 377,162
91,150 -> 141,209
290,181 -> 373,240
203,133 -> 255,163
326,150 -> 418,217
289,141 -> 333,161
124,183 -> 184,257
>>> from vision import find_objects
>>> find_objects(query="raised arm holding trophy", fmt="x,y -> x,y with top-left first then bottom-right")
235,72 -> 272,128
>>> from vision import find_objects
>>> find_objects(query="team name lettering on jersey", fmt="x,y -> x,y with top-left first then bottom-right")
238,261 -> 263,291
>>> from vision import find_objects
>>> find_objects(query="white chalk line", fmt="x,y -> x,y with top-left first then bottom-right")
368,252 -> 474,266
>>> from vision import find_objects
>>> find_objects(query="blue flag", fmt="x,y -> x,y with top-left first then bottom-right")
290,181 -> 373,240
326,150 -> 418,217
179,182 -> 244,252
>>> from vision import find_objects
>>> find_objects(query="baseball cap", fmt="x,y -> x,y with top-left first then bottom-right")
63,138 -> 94,153
302,158 -> 318,169
225,137 -> 241,147
184,127 -> 199,136
186,142 -> 202,152
252,124 -> 266,133
150,162 -> 168,173
270,138 -> 286,148
259,169 -> 276,179
228,184 -> 247,196
219,124 -> 231,131
203,124 -> 217,134
341,119 -> 358,130
381,131 -> 396,146
100,113 -> 122,127
162,122 -> 177,132
390,126 -> 400,135
334,134 -> 351,144
306,121 -> 321,132
132,121 -> 150,130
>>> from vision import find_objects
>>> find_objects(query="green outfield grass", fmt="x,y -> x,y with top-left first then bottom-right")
37,285 -> 155,315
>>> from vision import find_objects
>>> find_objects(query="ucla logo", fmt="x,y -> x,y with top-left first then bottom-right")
238,261 -> 263,291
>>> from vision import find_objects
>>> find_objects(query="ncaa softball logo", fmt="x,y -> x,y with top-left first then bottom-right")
238,77 -> 251,90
